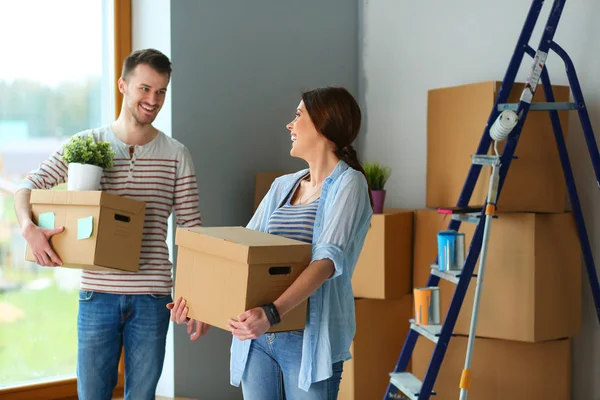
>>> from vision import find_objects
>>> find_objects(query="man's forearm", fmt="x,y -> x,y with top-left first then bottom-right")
14,188 -> 34,231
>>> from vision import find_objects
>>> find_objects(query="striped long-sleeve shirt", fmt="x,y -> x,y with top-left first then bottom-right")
18,125 -> 202,295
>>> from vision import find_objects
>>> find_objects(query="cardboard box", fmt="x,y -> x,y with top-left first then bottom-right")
254,172 -> 287,211
174,226 -> 312,332
339,295 -> 413,400
426,81 -> 570,213
353,209 -> 413,299
413,209 -> 581,342
26,190 -> 145,272
413,336 -> 571,399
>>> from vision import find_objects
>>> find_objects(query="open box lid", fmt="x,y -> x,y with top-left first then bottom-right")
175,226 -> 312,265
30,190 -> 145,215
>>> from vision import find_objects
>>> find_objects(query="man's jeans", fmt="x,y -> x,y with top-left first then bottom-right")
77,290 -> 171,400
241,331 -> 344,400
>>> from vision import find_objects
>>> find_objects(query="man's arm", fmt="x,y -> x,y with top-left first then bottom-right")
14,138 -> 73,266
174,147 -> 202,228
14,188 -> 64,267
14,188 -> 33,231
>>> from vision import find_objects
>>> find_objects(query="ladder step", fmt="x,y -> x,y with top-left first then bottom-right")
451,213 -> 481,224
389,372 -> 435,400
410,319 -> 442,343
497,102 -> 578,111
437,206 -> 484,215
451,213 -> 498,224
430,264 -> 461,284
471,154 -> 500,166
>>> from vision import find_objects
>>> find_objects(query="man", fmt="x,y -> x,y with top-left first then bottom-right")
14,49 -> 202,399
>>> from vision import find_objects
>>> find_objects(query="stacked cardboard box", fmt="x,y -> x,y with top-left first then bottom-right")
411,80 -> 580,398
342,209 -> 414,399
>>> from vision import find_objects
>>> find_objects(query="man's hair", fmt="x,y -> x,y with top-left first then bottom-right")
121,48 -> 172,79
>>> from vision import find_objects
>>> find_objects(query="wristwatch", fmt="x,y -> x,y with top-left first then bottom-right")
262,303 -> 281,326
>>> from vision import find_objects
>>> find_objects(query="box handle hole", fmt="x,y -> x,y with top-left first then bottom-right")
114,214 -> 131,223
269,266 -> 291,276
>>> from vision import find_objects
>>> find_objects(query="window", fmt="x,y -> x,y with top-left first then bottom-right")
0,1 -> 130,398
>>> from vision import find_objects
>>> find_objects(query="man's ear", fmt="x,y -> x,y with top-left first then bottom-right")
117,77 -> 126,95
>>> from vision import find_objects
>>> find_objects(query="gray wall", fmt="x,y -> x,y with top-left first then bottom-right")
171,1 -> 359,398
360,1 -> 600,399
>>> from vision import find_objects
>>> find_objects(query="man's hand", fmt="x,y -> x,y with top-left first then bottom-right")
167,297 -> 210,341
22,220 -> 64,267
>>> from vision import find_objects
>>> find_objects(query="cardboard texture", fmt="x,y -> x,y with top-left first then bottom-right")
426,81 -> 570,213
413,337 -> 571,399
353,209 -> 414,299
174,226 -> 312,332
254,172 -> 287,211
339,296 -> 413,400
413,209 -> 581,342
26,190 -> 145,272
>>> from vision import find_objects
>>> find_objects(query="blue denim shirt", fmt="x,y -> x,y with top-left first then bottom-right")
230,160 -> 373,392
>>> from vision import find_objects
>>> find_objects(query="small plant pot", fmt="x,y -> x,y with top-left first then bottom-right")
67,163 -> 103,191
371,189 -> 386,214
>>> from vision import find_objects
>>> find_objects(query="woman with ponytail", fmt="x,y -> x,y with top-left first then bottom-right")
170,86 -> 373,399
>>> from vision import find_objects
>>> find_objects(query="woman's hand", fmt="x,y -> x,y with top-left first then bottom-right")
167,297 -> 210,341
227,307 -> 270,341
167,296 -> 190,324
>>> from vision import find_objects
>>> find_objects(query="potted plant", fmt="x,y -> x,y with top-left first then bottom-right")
62,135 -> 115,191
363,161 -> 392,214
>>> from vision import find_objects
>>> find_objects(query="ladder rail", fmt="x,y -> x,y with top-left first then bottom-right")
540,44 -> 600,322
455,0 -> 546,209
550,41 -> 600,186
494,1 -> 567,201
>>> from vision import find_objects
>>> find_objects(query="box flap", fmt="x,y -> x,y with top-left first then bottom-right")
175,226 -> 312,265
98,192 -> 146,215
30,190 -> 145,215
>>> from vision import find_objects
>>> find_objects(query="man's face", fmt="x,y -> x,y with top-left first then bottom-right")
119,63 -> 169,125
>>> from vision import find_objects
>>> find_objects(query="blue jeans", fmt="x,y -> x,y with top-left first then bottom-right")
77,290 -> 171,400
241,331 -> 344,400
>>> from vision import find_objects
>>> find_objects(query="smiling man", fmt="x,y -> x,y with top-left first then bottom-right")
13,49 -> 202,400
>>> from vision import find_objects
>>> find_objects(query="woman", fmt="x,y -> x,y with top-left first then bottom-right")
169,86 -> 373,399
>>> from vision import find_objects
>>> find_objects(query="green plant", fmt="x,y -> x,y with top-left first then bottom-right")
363,161 -> 392,191
62,135 -> 115,169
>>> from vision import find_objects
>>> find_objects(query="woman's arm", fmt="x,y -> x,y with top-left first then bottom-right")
227,258 -> 334,340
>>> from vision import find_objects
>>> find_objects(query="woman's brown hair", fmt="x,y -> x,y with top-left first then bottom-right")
302,86 -> 373,208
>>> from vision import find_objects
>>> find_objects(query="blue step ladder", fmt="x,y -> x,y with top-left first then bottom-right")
384,1 -> 600,399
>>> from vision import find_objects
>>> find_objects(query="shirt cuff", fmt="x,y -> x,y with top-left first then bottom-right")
312,243 -> 343,280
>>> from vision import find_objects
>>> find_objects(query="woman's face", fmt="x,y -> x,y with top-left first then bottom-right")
286,101 -> 325,159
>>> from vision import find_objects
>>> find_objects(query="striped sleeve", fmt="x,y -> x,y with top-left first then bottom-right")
174,146 -> 202,228
19,145 -> 69,191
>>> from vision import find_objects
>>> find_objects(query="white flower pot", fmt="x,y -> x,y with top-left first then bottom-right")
67,163 -> 103,191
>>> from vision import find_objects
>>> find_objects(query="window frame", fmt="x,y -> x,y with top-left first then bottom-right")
0,1 -> 131,398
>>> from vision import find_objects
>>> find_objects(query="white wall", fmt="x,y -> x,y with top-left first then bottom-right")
131,0 -> 173,396
360,1 -> 599,399
170,1 -> 358,398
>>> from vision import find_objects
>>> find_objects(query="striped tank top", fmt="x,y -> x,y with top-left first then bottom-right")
266,179 -> 319,243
